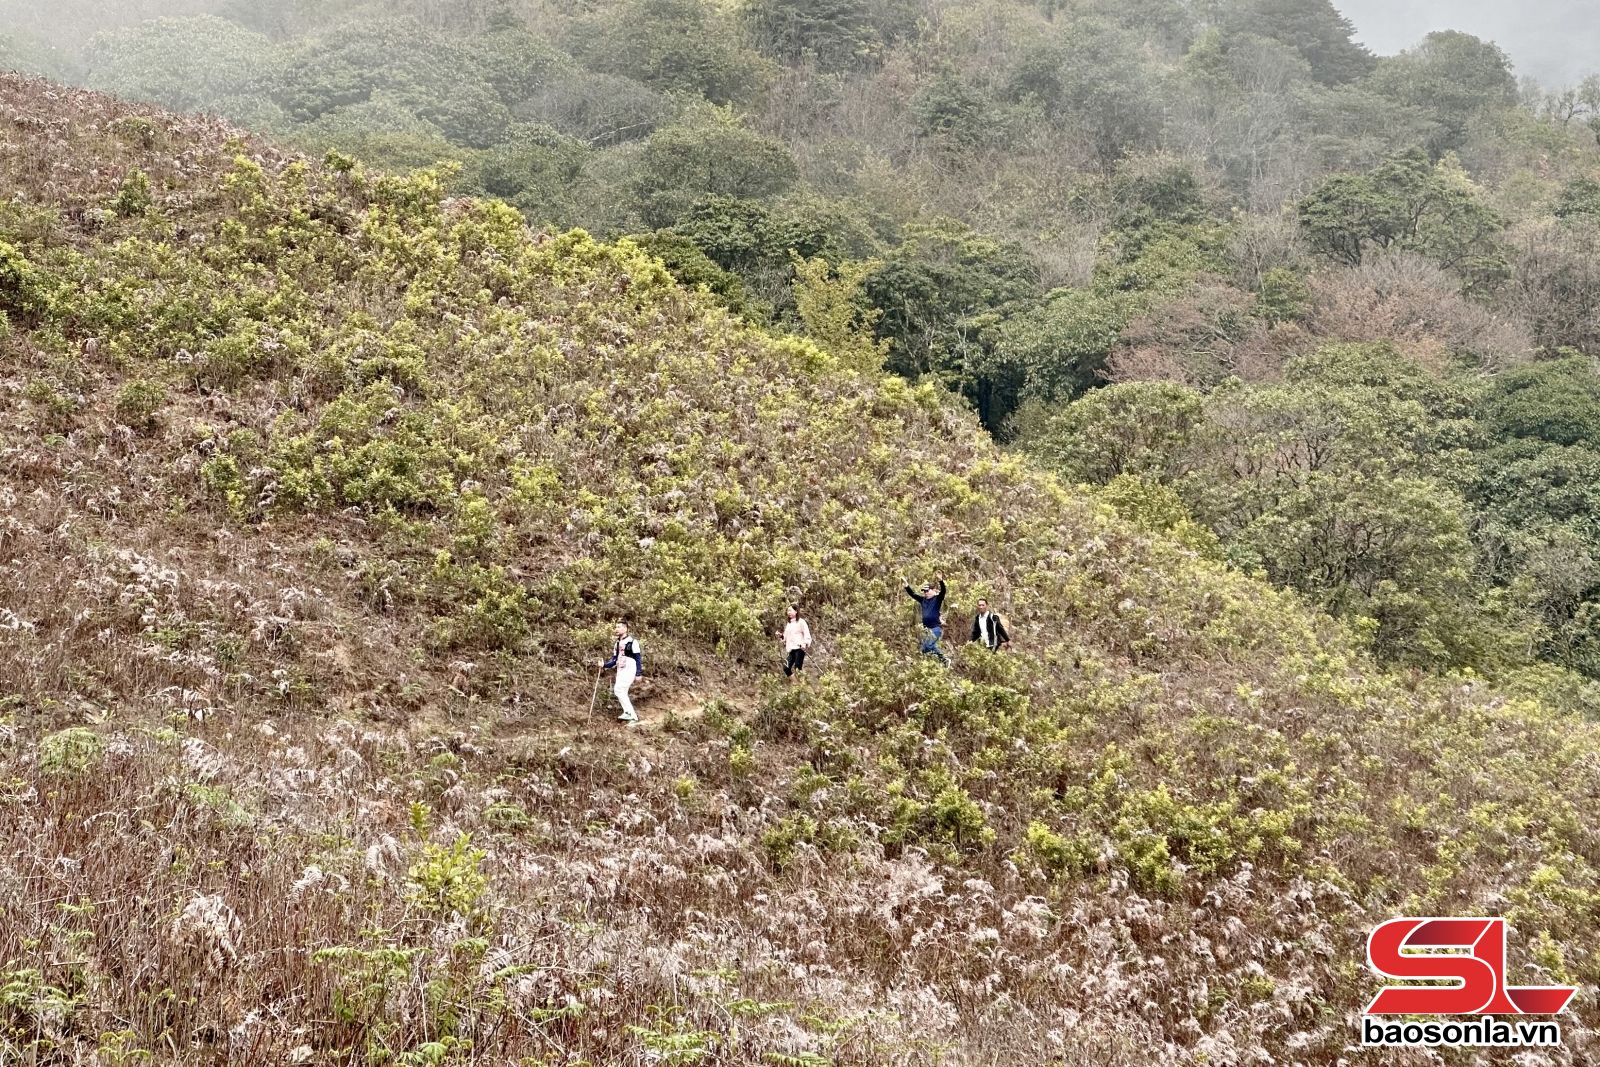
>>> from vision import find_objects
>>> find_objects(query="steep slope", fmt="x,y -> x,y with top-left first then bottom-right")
2,74 -> 1599,1065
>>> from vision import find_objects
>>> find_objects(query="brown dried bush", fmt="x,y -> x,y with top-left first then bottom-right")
1305,250 -> 1535,371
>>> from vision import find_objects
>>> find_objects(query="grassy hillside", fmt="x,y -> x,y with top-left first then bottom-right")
16,0 -> 1587,385
19,1 -> 1600,687
3,74 -> 1600,1066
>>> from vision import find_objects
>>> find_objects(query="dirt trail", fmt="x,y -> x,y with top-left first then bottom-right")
481,666 -> 765,755
598,675 -> 761,732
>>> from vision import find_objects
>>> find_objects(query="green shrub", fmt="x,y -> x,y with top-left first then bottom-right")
928,782 -> 995,850
0,967 -> 81,1038
111,169 -> 153,218
1022,820 -> 1096,877
181,782 -> 256,829
113,379 -> 167,432
761,813 -> 857,870
482,801 -> 534,833
0,241 -> 48,321
1097,474 -> 1221,558
1256,266 -> 1310,323
110,116 -> 159,149
729,741 -> 755,779
23,376 -> 78,431
886,771 -> 996,855
38,728 -> 104,776
195,319 -> 286,388
407,834 -> 489,921
312,943 -> 420,1028
201,454 -> 248,517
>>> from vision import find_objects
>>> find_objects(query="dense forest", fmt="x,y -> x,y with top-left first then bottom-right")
11,0 -> 1600,695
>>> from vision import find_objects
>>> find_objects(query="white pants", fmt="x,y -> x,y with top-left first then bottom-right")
613,659 -> 637,719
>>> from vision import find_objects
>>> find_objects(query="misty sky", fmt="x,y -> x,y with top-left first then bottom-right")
1337,0 -> 1599,86
3,0 -> 1597,89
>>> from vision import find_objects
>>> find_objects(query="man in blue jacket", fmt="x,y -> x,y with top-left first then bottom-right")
904,574 -> 948,663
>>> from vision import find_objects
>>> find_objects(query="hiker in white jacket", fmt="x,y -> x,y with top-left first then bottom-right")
599,622 -> 642,724
779,604 -> 812,681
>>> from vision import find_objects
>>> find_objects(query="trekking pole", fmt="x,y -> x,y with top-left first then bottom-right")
587,661 -> 604,716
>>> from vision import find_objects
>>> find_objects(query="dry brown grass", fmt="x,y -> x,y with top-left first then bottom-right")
0,73 -> 284,242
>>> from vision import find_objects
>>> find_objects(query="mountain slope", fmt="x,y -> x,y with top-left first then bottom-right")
2,74 -> 1598,1065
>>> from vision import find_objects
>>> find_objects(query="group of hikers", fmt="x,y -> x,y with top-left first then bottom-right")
902,575 -> 1011,664
595,575 -> 1010,725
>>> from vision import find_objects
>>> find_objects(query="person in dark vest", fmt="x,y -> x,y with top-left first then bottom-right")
970,597 -> 1010,652
904,574 -> 948,662
599,622 -> 643,724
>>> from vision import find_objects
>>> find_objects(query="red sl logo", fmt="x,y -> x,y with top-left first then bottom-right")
1366,918 -> 1577,1016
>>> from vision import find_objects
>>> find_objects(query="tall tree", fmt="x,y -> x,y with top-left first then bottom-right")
1223,0 -> 1375,85
744,0 -> 911,71
575,0 -> 772,105
1297,149 -> 1504,283
1367,30 -> 1518,155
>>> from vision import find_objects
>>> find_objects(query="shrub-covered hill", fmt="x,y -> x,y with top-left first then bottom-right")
3,74 -> 1600,1066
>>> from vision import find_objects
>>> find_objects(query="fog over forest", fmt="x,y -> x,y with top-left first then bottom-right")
1339,0 -> 1600,86
4,0 -> 1600,87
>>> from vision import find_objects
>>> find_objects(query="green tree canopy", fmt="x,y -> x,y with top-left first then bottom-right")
912,73 -> 997,155
634,111 -> 800,227
986,289 -> 1131,409
1027,344 -> 1499,668
1480,356 -> 1600,448
465,124 -> 588,224
0,30 -> 72,79
84,15 -> 279,115
1297,149 -> 1504,280
1004,20 -> 1164,163
1222,0 -> 1374,86
1556,177 -> 1600,222
576,0 -> 772,105
1030,380 -> 1205,484
744,0 -> 911,71
863,219 -> 1039,386
1367,30 -> 1518,155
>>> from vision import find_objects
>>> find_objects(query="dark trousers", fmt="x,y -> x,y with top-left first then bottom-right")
784,648 -> 806,676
